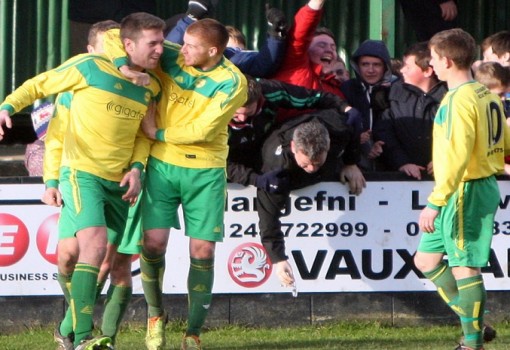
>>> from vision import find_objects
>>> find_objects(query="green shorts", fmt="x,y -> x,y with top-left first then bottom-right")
108,191 -> 142,254
142,157 -> 226,242
58,167 -> 129,247
417,176 -> 500,267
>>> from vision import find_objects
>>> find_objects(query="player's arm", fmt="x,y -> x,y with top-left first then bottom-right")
0,56 -> 89,139
43,93 -> 71,186
103,28 -> 156,86
156,78 -> 247,144
259,79 -> 350,113
132,100 -> 158,166
41,93 -> 72,207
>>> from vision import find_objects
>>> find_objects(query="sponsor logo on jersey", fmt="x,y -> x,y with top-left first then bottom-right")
106,101 -> 145,120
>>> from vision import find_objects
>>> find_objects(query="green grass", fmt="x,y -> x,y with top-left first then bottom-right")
1,321 -> 510,349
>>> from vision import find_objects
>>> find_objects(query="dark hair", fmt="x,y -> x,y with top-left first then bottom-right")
226,25 -> 246,49
489,31 -> 510,58
429,29 -> 476,70
314,27 -> 335,41
404,41 -> 432,71
244,76 -> 262,106
88,20 -> 119,47
120,12 -> 165,42
187,18 -> 229,52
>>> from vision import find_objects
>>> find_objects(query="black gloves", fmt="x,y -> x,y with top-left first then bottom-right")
265,4 -> 287,39
186,0 -> 213,20
255,169 -> 290,194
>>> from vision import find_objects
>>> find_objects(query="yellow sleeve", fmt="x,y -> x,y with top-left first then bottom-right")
0,55 -> 90,115
103,29 -> 130,69
43,92 -> 71,186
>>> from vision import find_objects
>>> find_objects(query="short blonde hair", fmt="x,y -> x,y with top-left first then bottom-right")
475,62 -> 510,90
429,28 -> 476,70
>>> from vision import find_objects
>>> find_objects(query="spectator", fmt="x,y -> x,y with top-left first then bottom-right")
399,0 -> 458,41
481,31 -> 510,67
227,76 -> 352,187
272,0 -> 347,108
226,25 -> 247,49
340,39 -> 393,172
167,0 -> 288,78
475,61 -> 510,102
375,41 -> 447,179
321,56 -> 351,86
475,61 -> 510,175
24,102 -> 53,176
254,112 -> 364,287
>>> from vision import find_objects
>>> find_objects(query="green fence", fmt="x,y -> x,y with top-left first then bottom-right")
1,0 -> 509,101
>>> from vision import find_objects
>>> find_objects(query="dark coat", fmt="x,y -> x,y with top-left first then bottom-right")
374,80 -> 447,170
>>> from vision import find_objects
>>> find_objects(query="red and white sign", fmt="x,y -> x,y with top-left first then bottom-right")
1,180 -> 510,296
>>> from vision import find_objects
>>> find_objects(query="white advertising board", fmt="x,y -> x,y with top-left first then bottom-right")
0,180 -> 509,296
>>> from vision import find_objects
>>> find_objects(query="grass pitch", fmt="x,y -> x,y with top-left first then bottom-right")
0,320 -> 509,349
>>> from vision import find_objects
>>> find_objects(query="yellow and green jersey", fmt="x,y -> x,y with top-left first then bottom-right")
105,29 -> 247,169
428,81 -> 510,207
42,92 -> 71,185
0,53 -> 161,183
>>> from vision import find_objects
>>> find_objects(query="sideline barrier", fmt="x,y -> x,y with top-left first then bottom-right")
1,175 -> 509,296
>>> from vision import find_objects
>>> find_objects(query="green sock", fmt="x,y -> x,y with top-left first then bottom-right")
70,263 -> 99,346
186,258 -> 214,337
101,284 -> 132,344
423,262 -> 459,309
457,275 -> 486,349
60,307 -> 74,339
57,272 -> 74,337
140,250 -> 165,318
96,279 -> 107,301
57,272 -> 72,304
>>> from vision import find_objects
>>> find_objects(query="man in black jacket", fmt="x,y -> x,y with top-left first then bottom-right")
255,110 -> 364,287
227,77 -> 365,287
340,39 -> 394,172
227,76 -> 357,187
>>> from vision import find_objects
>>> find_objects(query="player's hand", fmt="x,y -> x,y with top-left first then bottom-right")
426,161 -> 434,175
42,187 -> 63,207
399,163 -> 426,180
141,102 -> 158,140
505,163 -> 510,176
119,65 -> 151,86
440,0 -> 458,21
368,140 -> 384,159
0,110 -> 13,141
274,260 -> 295,287
120,168 -> 141,205
419,206 -> 439,233
340,164 -> 366,195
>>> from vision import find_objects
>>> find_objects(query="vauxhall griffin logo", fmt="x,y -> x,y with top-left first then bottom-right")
227,243 -> 272,288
